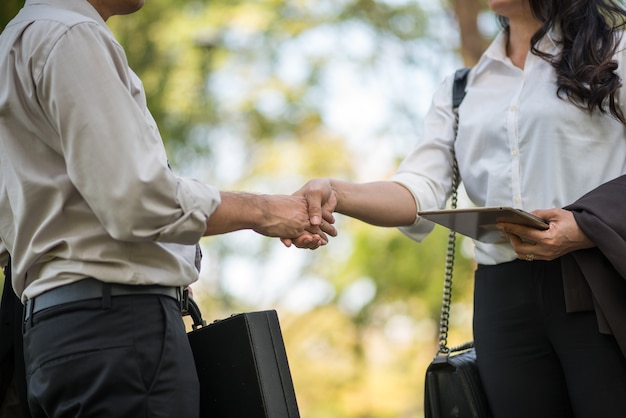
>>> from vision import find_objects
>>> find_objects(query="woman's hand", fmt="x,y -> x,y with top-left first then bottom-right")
496,208 -> 595,261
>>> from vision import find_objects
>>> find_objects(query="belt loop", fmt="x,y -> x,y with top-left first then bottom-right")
101,282 -> 112,309
24,299 -> 34,331
180,287 -> 188,313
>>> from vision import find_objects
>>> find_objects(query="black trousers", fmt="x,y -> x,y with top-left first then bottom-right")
22,293 -> 199,418
474,259 -> 626,418
0,267 -> 30,418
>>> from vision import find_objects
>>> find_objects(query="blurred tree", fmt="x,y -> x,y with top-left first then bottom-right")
450,0 -> 490,65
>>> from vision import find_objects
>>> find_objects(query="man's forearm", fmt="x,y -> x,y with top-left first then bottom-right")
203,191 -> 263,236
204,191 -> 325,243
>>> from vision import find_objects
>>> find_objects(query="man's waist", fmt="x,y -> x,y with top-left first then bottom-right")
24,278 -> 182,321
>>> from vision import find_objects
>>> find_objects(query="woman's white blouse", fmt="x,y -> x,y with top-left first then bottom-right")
391,30 -> 626,265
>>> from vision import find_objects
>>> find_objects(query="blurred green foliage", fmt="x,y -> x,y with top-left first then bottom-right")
0,0 -> 21,31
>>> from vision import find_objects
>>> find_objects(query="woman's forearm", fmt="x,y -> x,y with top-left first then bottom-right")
331,180 -> 417,227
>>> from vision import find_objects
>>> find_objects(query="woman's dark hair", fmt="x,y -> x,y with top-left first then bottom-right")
500,0 -> 626,124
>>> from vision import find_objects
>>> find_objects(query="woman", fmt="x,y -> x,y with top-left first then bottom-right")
286,0 -> 626,416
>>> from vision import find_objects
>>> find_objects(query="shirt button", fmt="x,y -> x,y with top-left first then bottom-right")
511,149 -> 519,156
514,196 -> 521,203
510,105 -> 517,112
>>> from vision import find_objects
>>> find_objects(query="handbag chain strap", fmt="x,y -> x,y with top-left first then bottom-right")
436,68 -> 470,356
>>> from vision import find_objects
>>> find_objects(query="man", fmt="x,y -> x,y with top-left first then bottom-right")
0,0 -> 334,416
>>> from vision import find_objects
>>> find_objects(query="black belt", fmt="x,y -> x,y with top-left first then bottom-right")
24,278 -> 182,321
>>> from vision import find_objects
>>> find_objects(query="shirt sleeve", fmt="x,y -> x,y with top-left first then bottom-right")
36,22 -> 219,244
390,73 -> 458,242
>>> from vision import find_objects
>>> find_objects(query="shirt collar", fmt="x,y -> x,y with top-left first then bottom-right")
24,0 -> 107,27
474,28 -> 561,75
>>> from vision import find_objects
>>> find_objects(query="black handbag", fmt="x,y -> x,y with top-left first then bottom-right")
186,299 -> 300,418
423,68 -> 492,418
424,343 -> 491,418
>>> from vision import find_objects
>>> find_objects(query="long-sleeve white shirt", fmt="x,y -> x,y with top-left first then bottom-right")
392,30 -> 626,265
0,0 -> 221,300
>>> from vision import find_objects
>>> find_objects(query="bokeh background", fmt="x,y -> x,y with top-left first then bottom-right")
1,1 -> 496,416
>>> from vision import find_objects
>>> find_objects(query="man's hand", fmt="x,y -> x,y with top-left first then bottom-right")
204,191 -> 329,248
496,208 -> 595,261
253,194 -> 329,244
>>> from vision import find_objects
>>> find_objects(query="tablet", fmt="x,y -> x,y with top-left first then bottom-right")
418,206 -> 549,243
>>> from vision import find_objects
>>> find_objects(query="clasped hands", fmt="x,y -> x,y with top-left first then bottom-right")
280,179 -> 337,250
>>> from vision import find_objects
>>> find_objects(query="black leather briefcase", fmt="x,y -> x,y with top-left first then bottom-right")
187,308 -> 300,417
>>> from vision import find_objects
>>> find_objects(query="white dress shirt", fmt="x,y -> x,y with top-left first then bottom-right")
392,30 -> 626,265
0,0 -> 221,300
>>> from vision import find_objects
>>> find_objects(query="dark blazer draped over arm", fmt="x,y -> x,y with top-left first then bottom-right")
563,175 -> 626,358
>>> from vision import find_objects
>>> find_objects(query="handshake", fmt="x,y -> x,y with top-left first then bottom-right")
246,178 -> 339,250
205,177 -> 417,247
204,178 -> 338,248
221,177 -> 417,249
278,178 -> 338,250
